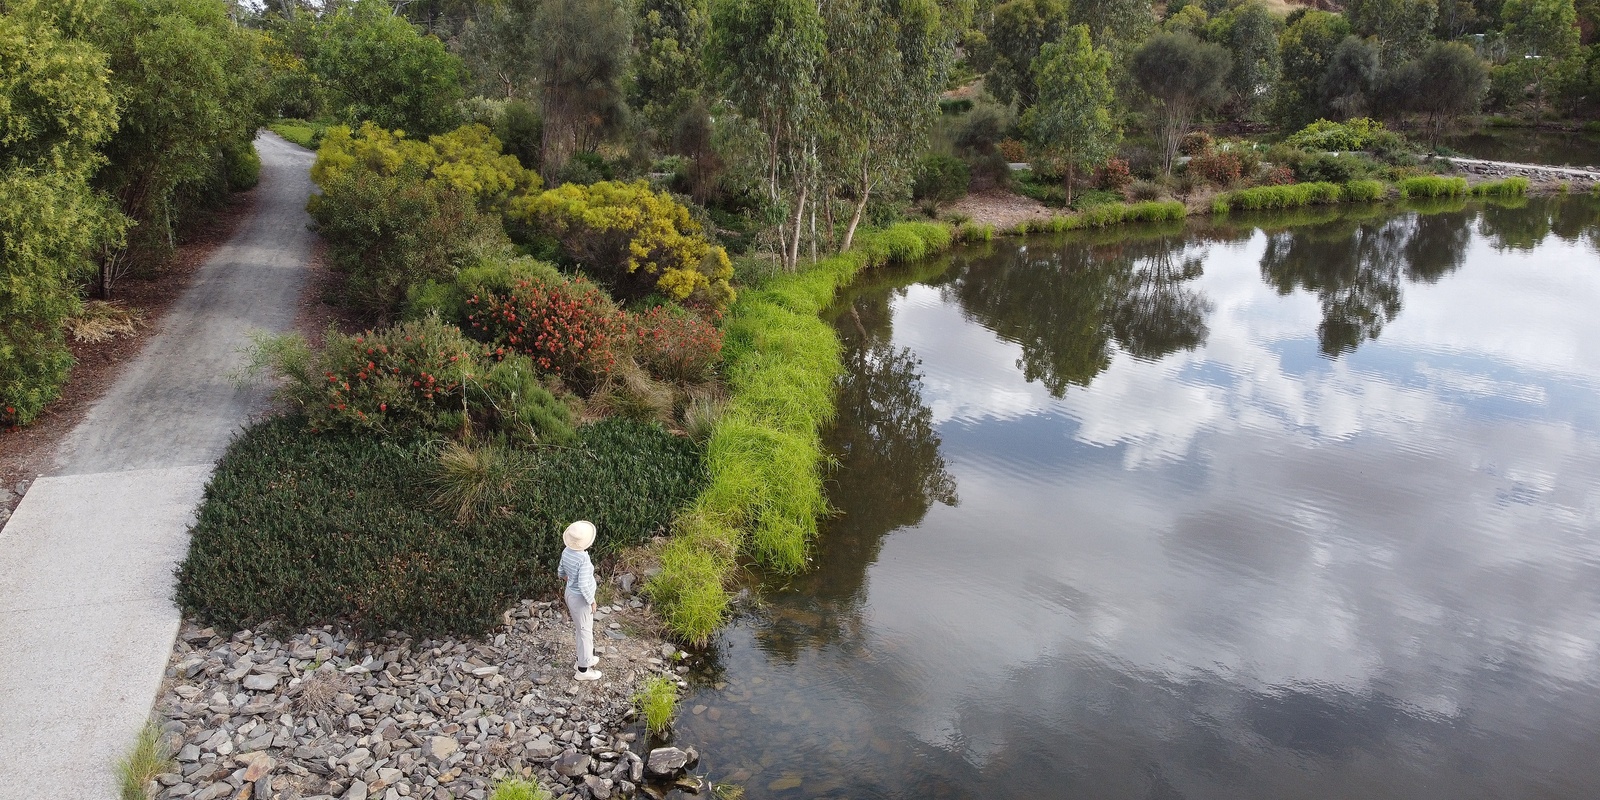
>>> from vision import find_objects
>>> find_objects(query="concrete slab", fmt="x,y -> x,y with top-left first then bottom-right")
0,466 -> 209,800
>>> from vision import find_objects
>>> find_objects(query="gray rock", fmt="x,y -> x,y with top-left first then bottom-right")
423,736 -> 458,764
555,749 -> 592,778
582,775 -> 612,800
617,574 -> 635,594
344,779 -> 369,800
193,783 -> 232,800
176,744 -> 201,763
644,747 -> 688,778
14,480 -> 28,497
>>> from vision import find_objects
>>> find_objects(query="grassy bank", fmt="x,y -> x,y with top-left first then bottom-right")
648,221 -> 954,643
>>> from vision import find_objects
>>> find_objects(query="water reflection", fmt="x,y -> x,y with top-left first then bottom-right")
940,231 -> 1214,395
680,197 -> 1600,800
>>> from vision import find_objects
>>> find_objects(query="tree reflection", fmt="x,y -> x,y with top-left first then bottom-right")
1477,199 -> 1551,251
1260,212 -> 1469,357
941,234 -> 1213,397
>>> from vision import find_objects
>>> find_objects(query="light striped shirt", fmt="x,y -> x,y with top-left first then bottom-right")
557,547 -> 596,605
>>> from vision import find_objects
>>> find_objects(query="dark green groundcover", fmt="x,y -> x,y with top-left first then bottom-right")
176,416 -> 705,636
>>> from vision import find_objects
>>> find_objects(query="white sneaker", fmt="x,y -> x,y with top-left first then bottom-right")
586,655 -> 601,668
574,669 -> 602,682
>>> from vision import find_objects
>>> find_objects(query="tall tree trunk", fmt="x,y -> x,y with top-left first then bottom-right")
786,185 -> 808,271
1065,162 -> 1075,208
841,160 -> 871,253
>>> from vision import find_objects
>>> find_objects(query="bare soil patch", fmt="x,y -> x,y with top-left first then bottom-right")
945,188 -> 1057,229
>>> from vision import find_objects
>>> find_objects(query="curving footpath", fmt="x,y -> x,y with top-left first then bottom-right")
0,132 -> 313,800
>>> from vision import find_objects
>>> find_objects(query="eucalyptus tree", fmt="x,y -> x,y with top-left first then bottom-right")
976,0 -> 1071,106
821,0 -> 954,251
1345,0 -> 1438,64
1502,0 -> 1580,120
1023,25 -> 1119,205
1216,2 -> 1280,119
632,0 -> 711,133
1131,32 -> 1231,173
1401,41 -> 1489,144
532,0 -> 633,179
1272,10 -> 1351,128
708,0 -> 826,270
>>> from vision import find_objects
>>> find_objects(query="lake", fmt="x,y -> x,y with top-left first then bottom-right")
675,197 -> 1600,799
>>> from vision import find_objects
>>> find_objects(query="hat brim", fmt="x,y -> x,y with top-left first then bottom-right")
563,522 -> 596,550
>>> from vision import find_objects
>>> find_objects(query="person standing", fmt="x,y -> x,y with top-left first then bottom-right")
558,520 -> 602,681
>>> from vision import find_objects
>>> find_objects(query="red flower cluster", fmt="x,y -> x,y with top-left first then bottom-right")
310,322 -> 482,432
632,306 -> 723,384
467,279 -> 628,385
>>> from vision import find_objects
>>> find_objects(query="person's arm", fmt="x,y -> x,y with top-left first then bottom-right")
581,555 -> 597,609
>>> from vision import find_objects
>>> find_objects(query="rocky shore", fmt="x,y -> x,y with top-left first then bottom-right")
148,583 -> 705,800
1442,155 -> 1600,189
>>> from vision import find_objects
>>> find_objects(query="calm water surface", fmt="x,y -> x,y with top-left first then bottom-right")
1444,129 -> 1600,167
678,198 -> 1600,799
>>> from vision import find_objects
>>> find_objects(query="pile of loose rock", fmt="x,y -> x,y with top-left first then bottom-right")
151,587 -> 703,800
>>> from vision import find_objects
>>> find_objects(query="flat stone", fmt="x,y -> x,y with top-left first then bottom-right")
423,736 -> 458,764
344,779 -> 369,800
582,775 -> 612,799
242,674 -> 279,691
645,747 -> 688,778
767,774 -> 803,792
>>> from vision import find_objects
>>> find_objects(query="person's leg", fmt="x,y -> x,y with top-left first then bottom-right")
566,591 -> 594,672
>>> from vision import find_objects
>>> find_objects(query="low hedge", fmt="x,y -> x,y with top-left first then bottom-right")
177,416 -> 705,636
647,221 -> 955,644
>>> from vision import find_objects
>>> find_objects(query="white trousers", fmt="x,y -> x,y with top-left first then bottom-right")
565,590 -> 594,670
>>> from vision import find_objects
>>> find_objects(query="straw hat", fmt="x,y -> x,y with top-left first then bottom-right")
563,520 -> 597,551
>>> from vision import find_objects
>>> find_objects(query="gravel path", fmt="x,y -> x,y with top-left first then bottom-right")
0,132 -> 314,800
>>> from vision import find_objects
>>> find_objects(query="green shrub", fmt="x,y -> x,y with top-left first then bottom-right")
406,256 -> 564,323
1284,117 -> 1390,151
1293,153 -> 1378,184
912,154 -> 972,205
634,675 -> 679,735
1398,175 -> 1468,198
224,141 -> 261,190
177,416 -> 705,636
268,119 -> 326,149
1469,177 -> 1529,197
1343,179 -> 1388,202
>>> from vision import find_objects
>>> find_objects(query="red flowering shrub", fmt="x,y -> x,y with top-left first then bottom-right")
631,307 -> 723,384
1097,158 -> 1132,191
466,276 -> 629,389
997,138 -> 1028,163
1191,151 -> 1244,186
1265,166 -> 1296,185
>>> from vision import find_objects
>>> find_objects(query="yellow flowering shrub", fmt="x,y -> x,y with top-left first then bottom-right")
311,122 -> 538,209
508,180 -> 735,311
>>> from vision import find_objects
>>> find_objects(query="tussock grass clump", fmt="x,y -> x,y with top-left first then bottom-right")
1469,177 -> 1529,197
432,441 -> 527,523
178,417 -> 704,636
634,675 -> 680,735
1343,179 -> 1389,202
955,221 -> 994,242
1398,175 -> 1468,198
490,779 -> 553,800
1213,182 -> 1344,213
116,723 -> 172,800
